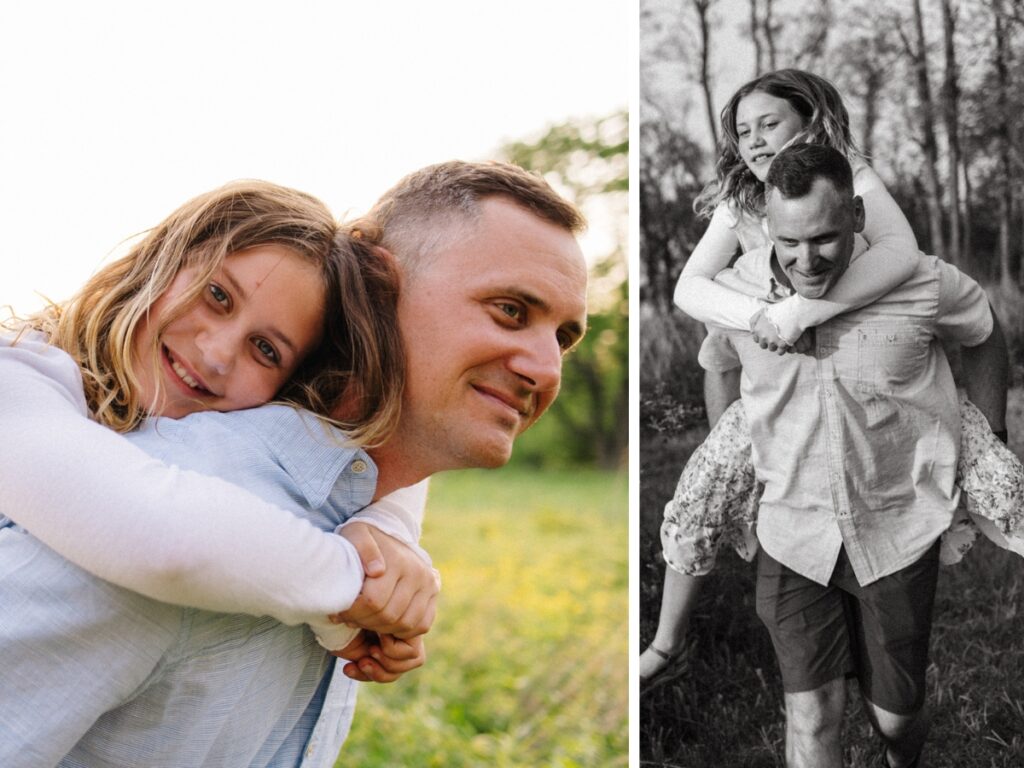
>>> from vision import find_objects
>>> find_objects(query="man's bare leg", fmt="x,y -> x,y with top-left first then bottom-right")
866,700 -> 929,768
784,677 -> 846,768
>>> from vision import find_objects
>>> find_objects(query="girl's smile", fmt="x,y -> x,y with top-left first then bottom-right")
133,244 -> 325,419
735,91 -> 806,182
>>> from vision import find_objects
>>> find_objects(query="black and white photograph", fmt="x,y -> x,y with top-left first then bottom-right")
639,1 -> 1024,766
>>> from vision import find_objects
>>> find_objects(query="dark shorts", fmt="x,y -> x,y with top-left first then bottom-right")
755,542 -> 939,715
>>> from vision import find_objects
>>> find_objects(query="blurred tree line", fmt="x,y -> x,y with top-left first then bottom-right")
641,0 -> 1024,427
500,112 -> 628,470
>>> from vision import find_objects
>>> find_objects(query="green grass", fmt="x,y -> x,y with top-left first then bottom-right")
640,392 -> 1024,767
341,467 -> 628,767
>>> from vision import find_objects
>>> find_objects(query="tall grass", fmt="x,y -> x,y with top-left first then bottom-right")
639,306 -> 706,437
342,467 -> 628,767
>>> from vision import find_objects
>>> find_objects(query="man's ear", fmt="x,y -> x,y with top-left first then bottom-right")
851,195 -> 866,234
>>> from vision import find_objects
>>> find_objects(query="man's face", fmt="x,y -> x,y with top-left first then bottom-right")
766,177 -> 865,299
395,197 -> 588,471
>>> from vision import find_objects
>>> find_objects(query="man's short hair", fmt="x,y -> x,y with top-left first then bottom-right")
765,144 -> 854,200
360,160 -> 586,273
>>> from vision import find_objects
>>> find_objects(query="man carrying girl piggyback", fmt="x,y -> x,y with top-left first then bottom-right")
643,69 -> 1020,768
0,161 -> 591,766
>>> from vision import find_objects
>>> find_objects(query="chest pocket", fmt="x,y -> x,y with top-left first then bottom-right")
855,323 -> 930,394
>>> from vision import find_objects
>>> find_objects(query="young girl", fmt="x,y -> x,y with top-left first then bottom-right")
0,181 -> 434,732
642,69 -> 1023,684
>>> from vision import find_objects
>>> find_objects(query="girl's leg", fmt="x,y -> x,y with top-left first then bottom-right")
640,568 -> 705,680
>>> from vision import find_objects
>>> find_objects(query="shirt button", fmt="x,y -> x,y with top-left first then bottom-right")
351,459 -> 367,474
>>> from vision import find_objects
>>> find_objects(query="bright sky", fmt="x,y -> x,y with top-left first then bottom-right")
0,1 -> 630,313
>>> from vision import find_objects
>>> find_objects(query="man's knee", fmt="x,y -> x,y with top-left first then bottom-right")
786,678 -> 846,738
870,701 -> 927,743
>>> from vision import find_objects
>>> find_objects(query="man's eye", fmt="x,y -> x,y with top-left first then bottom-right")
498,303 -> 523,321
254,338 -> 279,363
209,284 -> 230,308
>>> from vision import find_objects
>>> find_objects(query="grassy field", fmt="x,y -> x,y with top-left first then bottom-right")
640,391 -> 1024,768
341,467 -> 628,767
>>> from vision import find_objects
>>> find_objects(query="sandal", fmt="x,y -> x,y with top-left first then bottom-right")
640,643 -> 687,692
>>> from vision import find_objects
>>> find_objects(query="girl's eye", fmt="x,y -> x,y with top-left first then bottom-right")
557,330 -> 573,351
254,338 -> 279,363
209,283 -> 230,308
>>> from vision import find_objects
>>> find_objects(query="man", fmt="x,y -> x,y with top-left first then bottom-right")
698,144 -> 1006,768
0,161 -> 589,767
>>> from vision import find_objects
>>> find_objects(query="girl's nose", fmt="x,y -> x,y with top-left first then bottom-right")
195,329 -> 237,377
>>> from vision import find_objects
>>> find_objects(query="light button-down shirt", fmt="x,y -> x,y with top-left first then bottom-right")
699,243 -> 993,586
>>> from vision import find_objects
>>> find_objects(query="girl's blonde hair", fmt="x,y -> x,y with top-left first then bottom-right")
23,180 -> 404,444
281,227 -> 405,448
695,68 -> 862,220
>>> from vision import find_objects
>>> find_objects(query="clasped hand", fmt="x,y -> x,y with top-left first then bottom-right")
750,308 -> 813,355
331,522 -> 440,683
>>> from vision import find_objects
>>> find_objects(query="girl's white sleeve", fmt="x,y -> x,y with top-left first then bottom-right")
673,203 -> 764,330
0,336 -> 365,636
338,480 -> 431,564
764,164 -> 920,343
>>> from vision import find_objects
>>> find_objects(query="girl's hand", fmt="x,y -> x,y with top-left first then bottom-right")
335,631 -> 426,683
333,523 -> 440,639
750,308 -> 793,354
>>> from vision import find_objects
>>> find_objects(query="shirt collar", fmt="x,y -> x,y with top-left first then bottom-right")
173,405 -> 376,511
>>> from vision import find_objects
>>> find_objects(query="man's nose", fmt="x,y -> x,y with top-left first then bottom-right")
797,244 -> 819,269
510,333 -> 563,395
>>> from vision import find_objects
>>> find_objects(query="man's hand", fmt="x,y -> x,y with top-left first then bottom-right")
334,522 -> 439,639
333,630 -> 426,684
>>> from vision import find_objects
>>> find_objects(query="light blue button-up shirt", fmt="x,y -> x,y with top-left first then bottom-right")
0,405 -> 374,767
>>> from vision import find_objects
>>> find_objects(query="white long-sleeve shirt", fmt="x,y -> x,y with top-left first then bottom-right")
674,163 -> 920,342
0,330 -> 427,645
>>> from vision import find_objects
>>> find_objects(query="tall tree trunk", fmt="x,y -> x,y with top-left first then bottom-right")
961,155 -> 973,273
749,0 -> 764,75
694,0 -> 719,150
909,0 -> 946,257
764,0 -> 777,70
940,0 -> 962,267
862,67 -> 882,161
795,0 -> 830,70
994,0 -> 1014,288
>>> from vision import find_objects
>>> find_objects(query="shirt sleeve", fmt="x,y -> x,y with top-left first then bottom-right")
337,480 -> 432,564
933,259 -> 994,346
674,204 -> 763,330
697,328 -> 742,372
764,164 -> 920,342
0,335 -> 366,632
